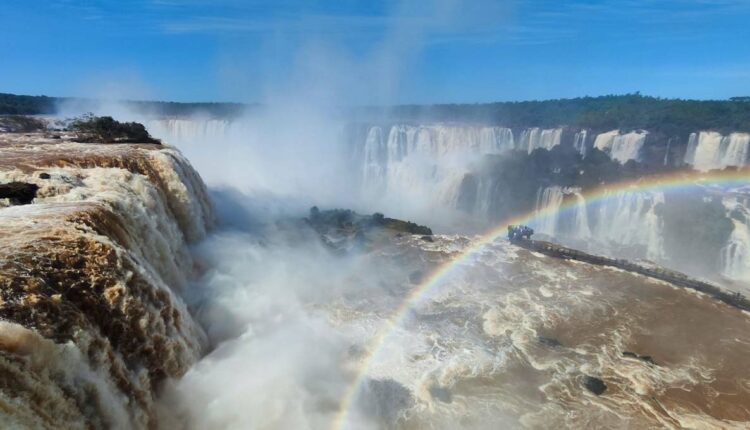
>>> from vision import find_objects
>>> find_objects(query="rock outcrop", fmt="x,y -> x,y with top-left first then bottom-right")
0,182 -> 38,204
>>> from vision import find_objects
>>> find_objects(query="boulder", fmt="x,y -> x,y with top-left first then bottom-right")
583,376 -> 607,395
0,182 -> 39,205
623,351 -> 656,365
538,336 -> 563,348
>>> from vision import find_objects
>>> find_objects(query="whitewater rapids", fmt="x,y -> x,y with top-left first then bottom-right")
2,131 -> 750,429
157,218 -> 750,429
0,133 -> 213,429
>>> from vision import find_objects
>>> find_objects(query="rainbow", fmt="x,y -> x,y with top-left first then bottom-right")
332,168 -> 750,429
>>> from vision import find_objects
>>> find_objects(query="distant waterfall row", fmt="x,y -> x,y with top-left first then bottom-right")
357,124 -> 650,218
684,131 -> 750,171
358,124 -> 650,167
356,124 -> 749,282
143,119 -> 749,282
148,118 -> 233,143
146,119 -> 750,173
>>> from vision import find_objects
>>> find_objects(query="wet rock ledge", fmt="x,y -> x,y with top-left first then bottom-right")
513,239 -> 750,312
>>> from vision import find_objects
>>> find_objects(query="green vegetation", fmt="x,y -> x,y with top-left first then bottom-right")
307,207 -> 432,235
3,92 -> 749,134
362,94 -> 750,135
0,93 -> 56,115
378,217 -> 433,235
0,92 -> 248,118
69,114 -> 160,144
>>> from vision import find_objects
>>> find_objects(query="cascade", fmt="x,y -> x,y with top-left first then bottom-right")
359,124 -> 515,208
684,131 -> 750,171
593,130 -> 647,163
533,186 -> 591,239
664,137 -> 673,166
148,118 -> 231,144
570,190 -> 592,239
534,186 -> 565,236
591,190 -> 665,260
519,127 -> 562,154
721,198 -> 750,282
532,186 -> 665,260
573,130 -> 588,158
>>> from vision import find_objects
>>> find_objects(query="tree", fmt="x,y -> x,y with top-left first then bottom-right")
69,114 -> 160,144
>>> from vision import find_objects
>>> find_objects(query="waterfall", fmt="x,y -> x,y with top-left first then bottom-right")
533,186 -> 664,260
723,134 -> 750,168
574,130 -> 588,158
664,137 -> 673,166
359,124 -> 515,211
570,191 -> 592,239
362,126 -> 388,197
591,190 -> 665,260
721,198 -> 750,282
684,131 -> 750,171
684,132 -> 699,166
0,139 -> 213,429
533,186 -> 591,239
535,187 -> 565,236
519,127 -> 562,154
148,118 -> 232,144
593,130 -> 647,163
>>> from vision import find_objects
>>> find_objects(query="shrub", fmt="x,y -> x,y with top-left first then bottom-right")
69,113 -> 160,144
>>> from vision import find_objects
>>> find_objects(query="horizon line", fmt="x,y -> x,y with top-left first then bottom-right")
2,91 -> 748,109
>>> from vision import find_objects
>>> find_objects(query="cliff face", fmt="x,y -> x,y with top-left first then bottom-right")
0,134 -> 213,429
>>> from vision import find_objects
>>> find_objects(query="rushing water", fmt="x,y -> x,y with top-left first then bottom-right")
146,119 -> 750,283
684,131 -> 750,171
0,135 -> 213,428
592,130 -> 647,164
3,128 -> 750,429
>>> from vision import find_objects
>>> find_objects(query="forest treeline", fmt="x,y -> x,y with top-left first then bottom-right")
359,93 -> 750,135
0,92 -> 248,118
2,92 -> 749,134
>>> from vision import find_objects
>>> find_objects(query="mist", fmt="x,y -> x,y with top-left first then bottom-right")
52,0 -> 513,228
28,1 -> 750,428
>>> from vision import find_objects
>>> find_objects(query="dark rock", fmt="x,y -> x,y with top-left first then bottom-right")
39,173 -> 51,179
420,235 -> 434,242
359,378 -> 415,427
429,385 -> 453,403
538,336 -> 562,348
623,351 -> 656,365
0,182 -> 39,205
583,376 -> 607,395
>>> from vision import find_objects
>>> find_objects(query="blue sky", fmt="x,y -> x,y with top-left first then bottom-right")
2,0 -> 749,104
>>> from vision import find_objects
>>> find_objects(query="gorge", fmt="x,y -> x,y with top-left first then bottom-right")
1,95 -> 750,428
145,117 -> 750,286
